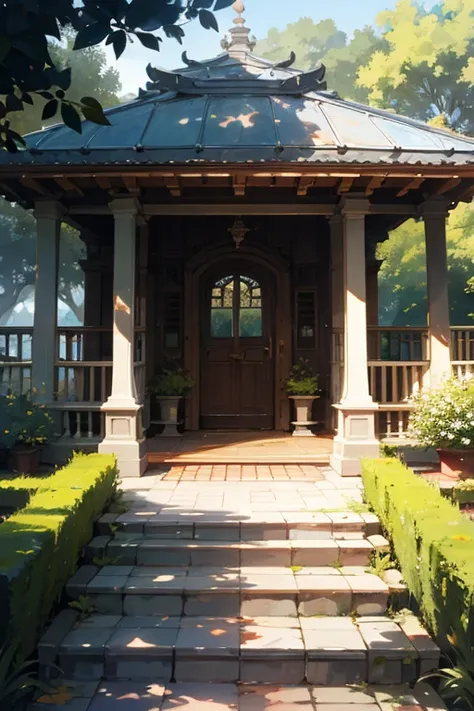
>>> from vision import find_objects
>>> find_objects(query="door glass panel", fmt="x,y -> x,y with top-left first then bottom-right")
210,275 -> 234,337
239,276 -> 262,337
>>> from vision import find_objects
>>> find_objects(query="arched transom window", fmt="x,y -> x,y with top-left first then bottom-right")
210,274 -> 262,338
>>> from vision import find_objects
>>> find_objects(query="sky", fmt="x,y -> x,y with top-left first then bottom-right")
106,0 -> 423,95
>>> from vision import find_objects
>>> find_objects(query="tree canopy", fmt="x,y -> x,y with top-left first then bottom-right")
0,0 -> 234,151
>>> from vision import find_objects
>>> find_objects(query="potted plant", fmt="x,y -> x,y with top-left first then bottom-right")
148,366 -> 195,437
0,391 -> 55,473
285,358 -> 320,437
409,375 -> 474,478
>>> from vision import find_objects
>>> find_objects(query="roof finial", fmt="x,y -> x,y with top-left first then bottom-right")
221,0 -> 256,56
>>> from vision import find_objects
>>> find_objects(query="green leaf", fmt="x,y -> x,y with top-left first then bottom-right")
55,67 -> 72,91
20,92 -> 34,106
136,32 -> 161,51
108,29 -> 126,59
81,97 -> 111,126
214,0 -> 235,9
61,102 -> 82,134
199,9 -> 218,31
6,93 -> 24,112
42,99 -> 58,121
73,23 -> 111,50
163,24 -> 185,44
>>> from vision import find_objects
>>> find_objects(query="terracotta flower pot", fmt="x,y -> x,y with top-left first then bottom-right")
8,446 -> 41,474
437,448 -> 474,479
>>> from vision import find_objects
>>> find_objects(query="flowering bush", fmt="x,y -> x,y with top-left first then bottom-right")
0,392 -> 55,449
408,376 -> 474,449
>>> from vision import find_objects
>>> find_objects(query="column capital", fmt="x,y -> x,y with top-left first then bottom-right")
109,196 -> 140,216
418,198 -> 450,219
338,195 -> 370,217
34,200 -> 66,220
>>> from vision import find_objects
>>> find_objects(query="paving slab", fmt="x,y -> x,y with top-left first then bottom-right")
161,683 -> 239,710
87,681 -> 166,710
239,685 -> 314,710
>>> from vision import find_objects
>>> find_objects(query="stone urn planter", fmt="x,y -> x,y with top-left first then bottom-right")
285,358 -> 320,437
148,367 -> 195,438
437,448 -> 474,479
289,395 -> 320,437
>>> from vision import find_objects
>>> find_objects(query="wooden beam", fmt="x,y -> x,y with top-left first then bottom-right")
297,177 -> 315,196
20,177 -> 48,195
337,177 -> 354,194
365,175 -> 386,196
396,176 -> 425,197
433,177 -> 461,195
55,177 -> 84,196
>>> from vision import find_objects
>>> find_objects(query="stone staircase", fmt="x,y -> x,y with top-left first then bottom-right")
32,476 -> 446,710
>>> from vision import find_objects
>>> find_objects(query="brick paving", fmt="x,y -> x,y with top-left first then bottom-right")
162,464 -> 325,481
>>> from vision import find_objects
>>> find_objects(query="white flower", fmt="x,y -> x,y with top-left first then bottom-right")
462,438 -> 471,446
440,431 -> 447,437
453,420 -> 463,429
447,433 -> 455,440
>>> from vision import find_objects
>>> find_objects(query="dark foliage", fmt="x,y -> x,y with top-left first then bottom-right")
0,0 -> 234,150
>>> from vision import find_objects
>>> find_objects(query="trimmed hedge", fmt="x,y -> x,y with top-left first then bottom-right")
0,453 -> 117,663
362,458 -> 474,649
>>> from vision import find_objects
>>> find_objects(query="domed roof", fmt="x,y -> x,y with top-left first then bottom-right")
3,2 -> 474,167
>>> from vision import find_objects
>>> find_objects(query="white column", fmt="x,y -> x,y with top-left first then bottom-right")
421,200 -> 451,385
330,197 -> 379,476
32,201 -> 64,402
99,198 -> 147,477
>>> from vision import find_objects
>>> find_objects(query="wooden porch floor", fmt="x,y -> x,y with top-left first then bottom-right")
147,430 -> 333,467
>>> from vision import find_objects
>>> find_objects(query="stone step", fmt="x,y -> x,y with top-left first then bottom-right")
96,511 -> 381,539
66,565 -> 390,618
39,613 -> 440,686
29,680 -> 448,711
86,535 -> 382,568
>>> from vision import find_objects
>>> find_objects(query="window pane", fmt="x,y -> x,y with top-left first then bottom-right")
211,309 -> 233,337
240,309 -> 262,337
210,275 -> 234,337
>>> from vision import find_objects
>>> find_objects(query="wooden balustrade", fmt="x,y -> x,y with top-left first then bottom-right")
54,361 -> 113,403
451,327 -> 474,377
0,327 -> 33,394
367,326 -> 429,361
48,402 -> 105,440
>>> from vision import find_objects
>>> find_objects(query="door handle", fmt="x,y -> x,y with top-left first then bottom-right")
264,337 -> 273,358
229,353 -> 245,360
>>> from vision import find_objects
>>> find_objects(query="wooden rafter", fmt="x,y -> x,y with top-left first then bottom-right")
433,177 -> 461,195
337,176 -> 354,194
297,177 -> 315,196
365,175 -> 386,196
165,177 -> 181,197
233,174 -> 247,196
396,176 -> 425,197
122,175 -> 139,192
94,176 -> 112,190
20,177 -> 48,195
55,177 -> 84,195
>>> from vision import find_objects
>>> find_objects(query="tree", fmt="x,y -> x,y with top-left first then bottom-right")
8,30 -> 121,137
377,203 -> 474,326
357,0 -> 474,132
0,199 -> 85,326
256,19 -> 386,104
0,0 -> 234,151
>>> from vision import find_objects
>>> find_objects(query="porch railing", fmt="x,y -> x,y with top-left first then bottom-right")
0,327 -> 33,395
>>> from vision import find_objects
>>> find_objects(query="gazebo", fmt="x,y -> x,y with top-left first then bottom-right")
1,5 -> 474,476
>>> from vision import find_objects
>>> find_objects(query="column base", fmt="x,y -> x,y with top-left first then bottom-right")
329,403 -> 380,477
98,438 -> 147,478
100,400 -> 148,477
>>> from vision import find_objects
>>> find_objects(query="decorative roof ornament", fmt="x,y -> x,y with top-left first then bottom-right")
221,1 -> 256,56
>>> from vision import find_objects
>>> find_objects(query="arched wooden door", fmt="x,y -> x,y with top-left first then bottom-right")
200,264 -> 274,429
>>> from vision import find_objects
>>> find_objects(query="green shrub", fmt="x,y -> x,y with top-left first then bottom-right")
148,367 -> 195,396
362,458 -> 474,651
285,358 -> 319,396
453,479 -> 474,506
0,453 -> 117,664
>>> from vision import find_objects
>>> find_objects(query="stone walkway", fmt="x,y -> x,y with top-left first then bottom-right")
31,468 -> 446,710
